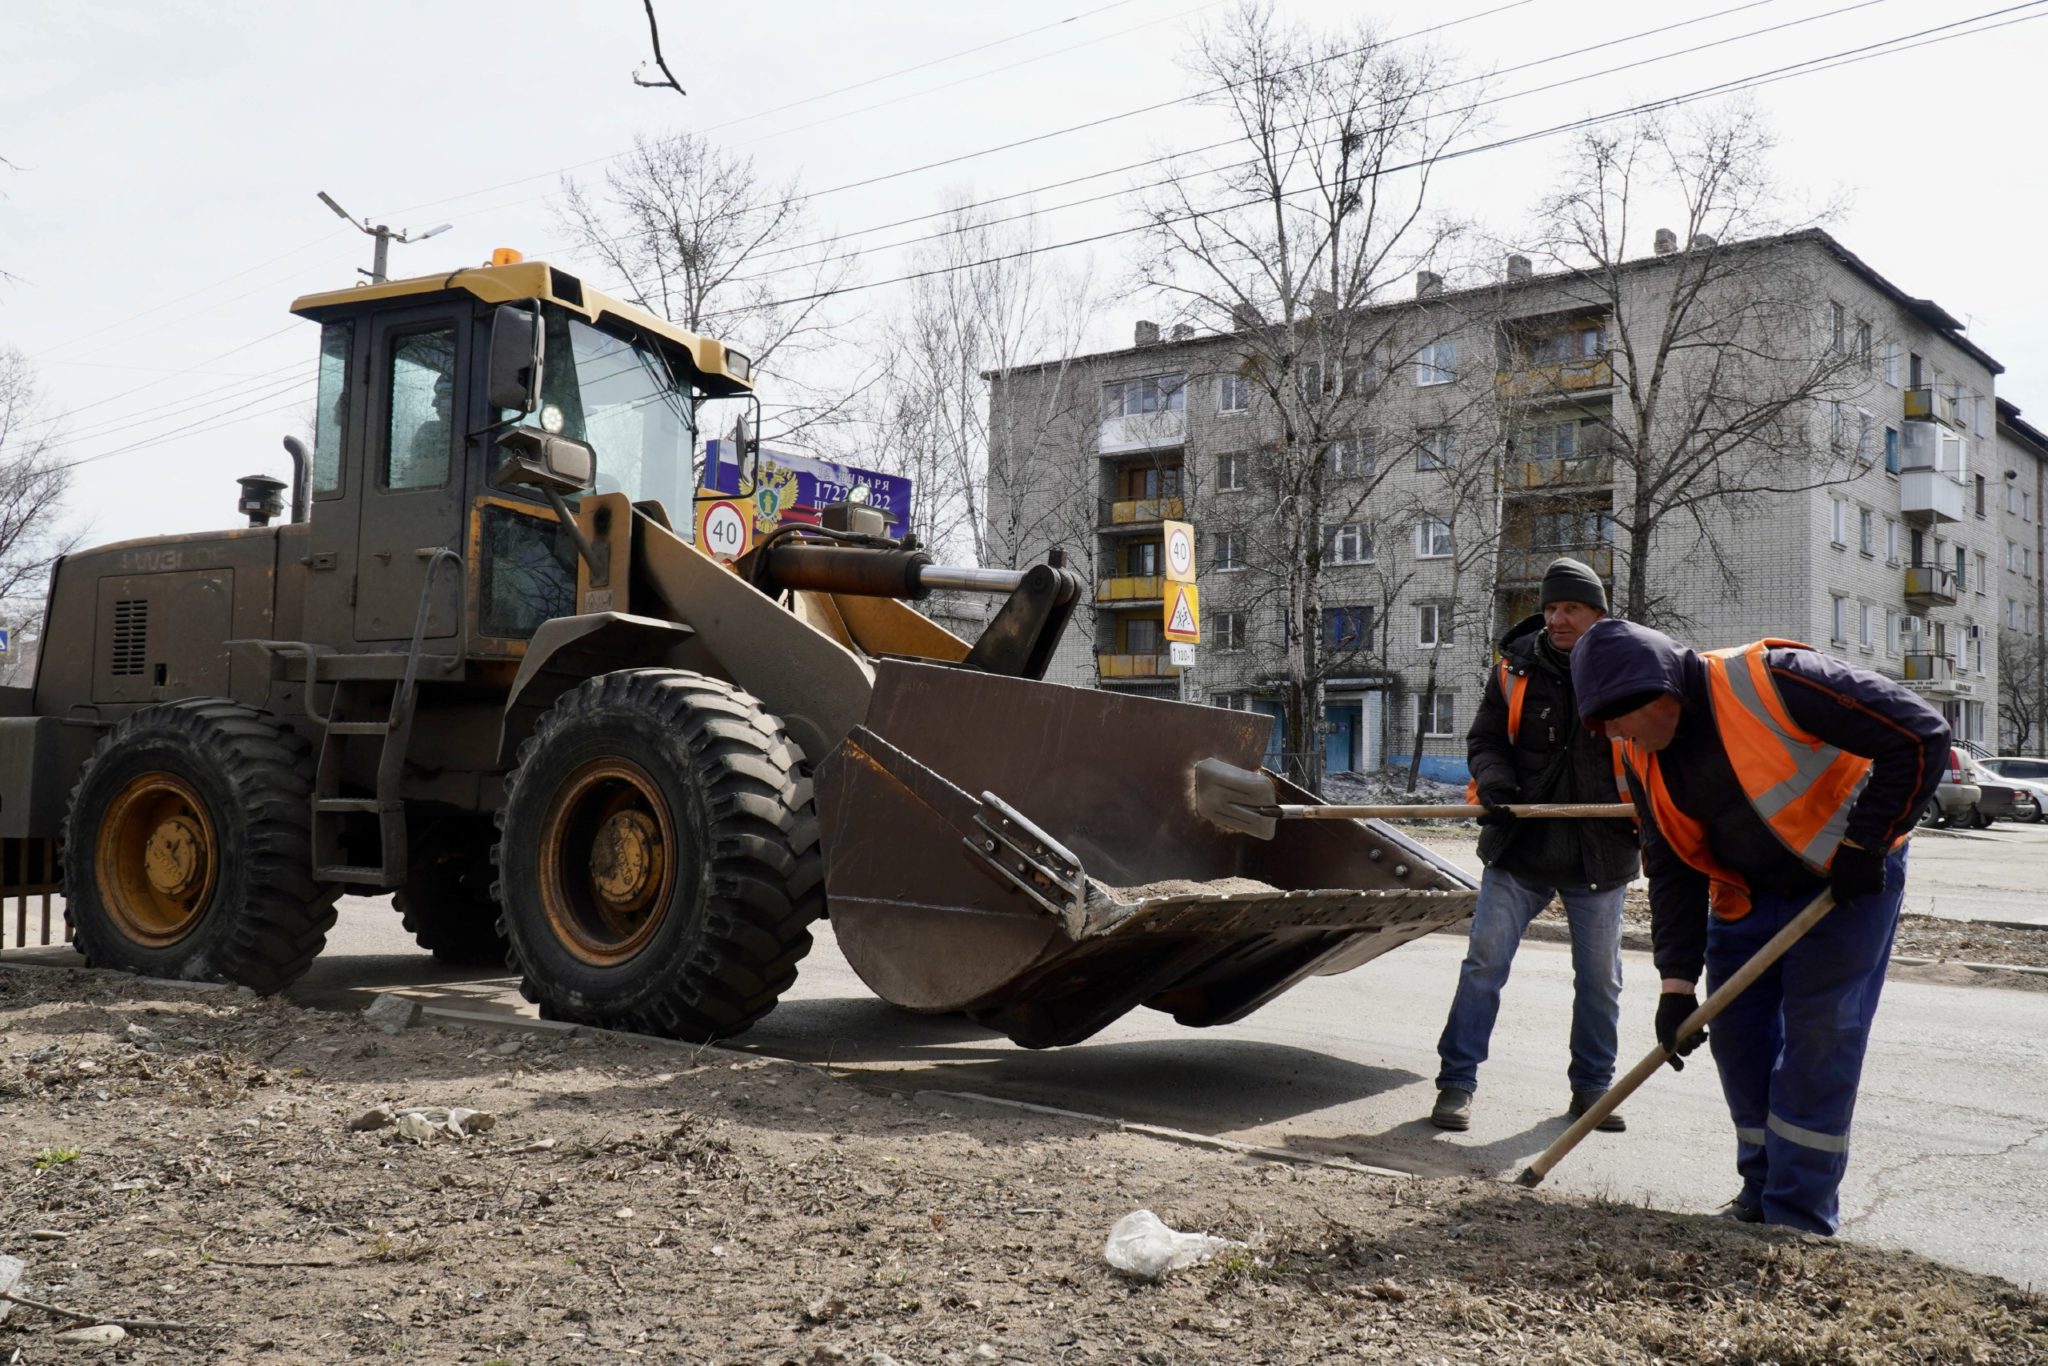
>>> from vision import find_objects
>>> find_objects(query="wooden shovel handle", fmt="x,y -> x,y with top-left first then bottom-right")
1515,887 -> 1837,1188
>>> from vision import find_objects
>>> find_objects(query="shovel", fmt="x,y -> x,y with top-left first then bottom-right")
1194,758 -> 1632,841
1515,886 -> 1838,1188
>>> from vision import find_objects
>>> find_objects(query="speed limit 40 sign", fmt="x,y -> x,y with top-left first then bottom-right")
1162,520 -> 1195,584
697,498 -> 753,562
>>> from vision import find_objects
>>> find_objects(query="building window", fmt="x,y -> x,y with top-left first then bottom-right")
1212,530 -> 1242,571
1296,361 -> 1324,400
1830,593 -> 1847,643
1210,691 -> 1252,711
1418,603 -> 1454,647
1858,602 -> 1874,650
1324,605 -> 1373,651
1327,522 -> 1372,566
1883,342 -> 1901,387
1217,373 -> 1250,415
1829,401 -> 1845,449
1340,353 -> 1379,397
1531,324 -> 1603,363
1858,508 -> 1874,556
1973,391 -> 1987,437
1212,610 -> 1246,651
1829,301 -> 1844,352
1102,374 -> 1185,418
2008,598 -> 2022,631
1884,517 -> 1900,565
1417,427 -> 1455,470
1976,550 -> 1989,594
1976,474 -> 1987,518
1414,517 -> 1453,559
1856,320 -> 1872,366
1327,437 -> 1374,479
1418,689 -> 1456,739
1522,419 -> 1579,459
1126,617 -> 1162,655
1829,497 -> 1847,546
1414,339 -> 1457,387
1217,451 -> 1247,492
1883,425 -> 1899,475
1955,545 -> 1967,590
1886,609 -> 1900,656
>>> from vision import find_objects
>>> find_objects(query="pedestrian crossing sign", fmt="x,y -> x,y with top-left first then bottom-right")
1164,582 -> 1200,643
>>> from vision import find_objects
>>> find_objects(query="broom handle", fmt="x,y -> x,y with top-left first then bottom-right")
1515,887 -> 1837,1188
1274,802 -> 1635,821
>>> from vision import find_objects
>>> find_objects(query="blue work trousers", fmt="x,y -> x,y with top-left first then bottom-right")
1435,866 -> 1625,1096
1705,845 -> 1908,1236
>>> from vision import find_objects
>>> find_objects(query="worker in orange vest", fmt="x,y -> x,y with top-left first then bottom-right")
1430,557 -> 1639,1134
1571,619 -> 1948,1234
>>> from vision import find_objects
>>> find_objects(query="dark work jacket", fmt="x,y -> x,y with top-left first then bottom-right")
1597,640 -> 1950,982
1465,615 -> 1641,890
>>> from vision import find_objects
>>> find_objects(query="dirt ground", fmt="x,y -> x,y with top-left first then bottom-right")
3,966 -> 2042,1365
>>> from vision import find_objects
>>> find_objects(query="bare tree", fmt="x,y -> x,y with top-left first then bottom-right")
1523,106 -> 1868,627
1132,0 -> 1481,792
553,133 -> 870,447
1998,626 -> 2042,754
876,195 -> 1102,565
0,348 -> 75,683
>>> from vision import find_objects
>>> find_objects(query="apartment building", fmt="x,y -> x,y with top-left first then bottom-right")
986,229 -> 2012,784
1995,400 -> 2048,753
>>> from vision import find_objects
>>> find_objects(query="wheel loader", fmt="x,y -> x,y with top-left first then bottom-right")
0,255 -> 1476,1047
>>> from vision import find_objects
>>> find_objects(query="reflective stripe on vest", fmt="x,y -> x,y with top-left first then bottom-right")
1623,638 -> 1870,920
1466,662 -> 1525,801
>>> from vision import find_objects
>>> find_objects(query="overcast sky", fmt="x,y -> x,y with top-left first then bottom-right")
3,0 -> 2044,553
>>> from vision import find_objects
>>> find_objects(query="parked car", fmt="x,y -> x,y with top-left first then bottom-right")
1945,750 -> 2036,828
1916,765 -> 1982,827
1975,756 -> 2048,824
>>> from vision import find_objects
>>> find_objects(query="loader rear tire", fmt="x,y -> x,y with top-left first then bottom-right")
493,669 -> 823,1041
395,807 -> 510,968
60,699 -> 339,993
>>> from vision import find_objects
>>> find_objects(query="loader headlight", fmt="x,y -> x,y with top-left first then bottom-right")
723,348 -> 751,382
539,402 -> 565,435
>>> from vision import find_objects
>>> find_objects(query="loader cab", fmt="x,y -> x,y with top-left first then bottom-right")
289,260 -> 752,659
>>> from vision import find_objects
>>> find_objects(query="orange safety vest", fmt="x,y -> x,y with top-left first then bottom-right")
1618,638 -> 1873,920
1466,658 -> 1628,804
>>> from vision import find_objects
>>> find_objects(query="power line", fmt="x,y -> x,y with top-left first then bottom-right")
371,0 -> 1216,221
697,1 -> 2048,323
50,377 -> 317,475
20,324 -> 304,435
34,361 -> 313,454
683,0 -> 1896,297
546,0 -> 1795,277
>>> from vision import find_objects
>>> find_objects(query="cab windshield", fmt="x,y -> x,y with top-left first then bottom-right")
533,310 -> 696,518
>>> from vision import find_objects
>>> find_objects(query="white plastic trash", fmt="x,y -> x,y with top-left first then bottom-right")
1102,1209 -> 1239,1279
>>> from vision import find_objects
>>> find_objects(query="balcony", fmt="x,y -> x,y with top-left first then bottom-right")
1517,455 -> 1614,492
1096,575 -> 1166,605
1502,546 -> 1613,581
1098,409 -> 1188,455
1101,495 -> 1184,527
1902,652 -> 1957,693
1903,563 -> 1958,608
1903,386 -> 1961,428
1495,357 -> 1614,402
1098,653 -> 1180,679
1899,469 -> 1964,524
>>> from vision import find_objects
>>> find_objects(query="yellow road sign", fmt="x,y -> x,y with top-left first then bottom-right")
1162,519 -> 1196,584
696,496 -> 753,562
1164,581 -> 1201,643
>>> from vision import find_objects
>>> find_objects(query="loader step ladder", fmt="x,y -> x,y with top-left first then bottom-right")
310,548 -> 464,886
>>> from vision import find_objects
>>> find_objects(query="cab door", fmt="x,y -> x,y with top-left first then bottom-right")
354,307 -> 467,643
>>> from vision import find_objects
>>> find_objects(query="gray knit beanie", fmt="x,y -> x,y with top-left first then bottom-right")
1539,556 -> 1608,613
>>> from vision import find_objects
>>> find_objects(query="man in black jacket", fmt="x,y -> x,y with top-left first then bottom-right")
1430,557 -> 1641,1133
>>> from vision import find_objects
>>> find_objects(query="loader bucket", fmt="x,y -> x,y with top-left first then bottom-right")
813,660 -> 1479,1048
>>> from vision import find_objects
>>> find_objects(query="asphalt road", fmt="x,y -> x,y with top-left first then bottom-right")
7,820 -> 2043,1287
194,884 -> 2047,1290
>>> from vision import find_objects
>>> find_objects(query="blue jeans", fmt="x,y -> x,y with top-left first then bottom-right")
1706,846 -> 1907,1236
1436,866 -> 1625,1096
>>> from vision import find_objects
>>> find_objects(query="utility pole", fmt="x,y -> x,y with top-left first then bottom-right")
317,191 -> 452,284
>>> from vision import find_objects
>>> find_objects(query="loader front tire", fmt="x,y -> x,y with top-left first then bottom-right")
493,669 -> 823,1041
394,806 -> 510,968
61,699 -> 339,993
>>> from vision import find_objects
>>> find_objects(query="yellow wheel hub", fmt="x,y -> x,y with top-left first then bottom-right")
96,772 -> 219,946
539,759 -> 679,967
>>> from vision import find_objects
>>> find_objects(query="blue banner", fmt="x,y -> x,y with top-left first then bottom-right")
703,440 -> 914,537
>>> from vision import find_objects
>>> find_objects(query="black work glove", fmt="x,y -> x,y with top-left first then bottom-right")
1655,990 -> 1707,1070
1476,780 -> 1519,829
1830,839 -> 1887,908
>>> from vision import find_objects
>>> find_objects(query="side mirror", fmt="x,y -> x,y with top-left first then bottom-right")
486,306 -> 543,414
493,425 -> 595,494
